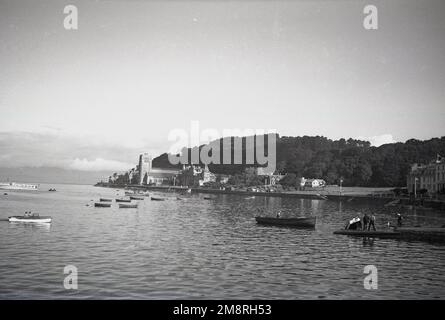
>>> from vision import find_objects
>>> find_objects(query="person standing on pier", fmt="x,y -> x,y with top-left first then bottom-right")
368,214 -> 376,231
396,213 -> 403,227
363,213 -> 370,231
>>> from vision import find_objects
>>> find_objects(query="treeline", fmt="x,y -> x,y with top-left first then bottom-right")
152,135 -> 445,187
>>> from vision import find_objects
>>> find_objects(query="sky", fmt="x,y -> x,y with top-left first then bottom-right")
0,0 -> 444,174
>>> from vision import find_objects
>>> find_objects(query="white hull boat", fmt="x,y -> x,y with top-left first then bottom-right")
9,216 -> 52,223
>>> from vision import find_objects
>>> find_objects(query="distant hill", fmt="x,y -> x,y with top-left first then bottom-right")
0,167 -> 114,185
152,135 -> 445,187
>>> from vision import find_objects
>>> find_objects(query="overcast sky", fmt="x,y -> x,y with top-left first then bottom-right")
0,0 -> 444,171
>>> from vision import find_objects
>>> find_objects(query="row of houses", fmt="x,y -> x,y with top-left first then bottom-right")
108,153 -> 329,190
109,153 -> 287,188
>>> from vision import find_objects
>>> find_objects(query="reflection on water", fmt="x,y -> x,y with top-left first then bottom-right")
0,184 -> 444,299
8,222 -> 51,232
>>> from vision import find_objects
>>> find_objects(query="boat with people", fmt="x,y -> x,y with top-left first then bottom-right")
115,198 -> 131,203
255,216 -> 316,228
118,203 -> 138,209
151,197 -> 165,201
9,212 -> 52,223
95,202 -> 111,207
48,188 -> 56,192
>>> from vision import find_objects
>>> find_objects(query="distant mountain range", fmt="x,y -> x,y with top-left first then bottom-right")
0,167 -> 114,185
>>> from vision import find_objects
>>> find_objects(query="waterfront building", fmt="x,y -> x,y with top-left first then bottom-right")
407,155 -> 445,194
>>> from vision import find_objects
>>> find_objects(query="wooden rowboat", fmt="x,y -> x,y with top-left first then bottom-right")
95,202 -> 111,207
151,197 -> 165,201
119,203 -> 138,209
99,198 -> 112,202
115,198 -> 131,203
130,196 -> 144,200
255,216 -> 316,228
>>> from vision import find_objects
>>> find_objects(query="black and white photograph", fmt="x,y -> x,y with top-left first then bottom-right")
0,0 -> 444,310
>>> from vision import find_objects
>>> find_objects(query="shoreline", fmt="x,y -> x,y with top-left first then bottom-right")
95,183 -> 445,210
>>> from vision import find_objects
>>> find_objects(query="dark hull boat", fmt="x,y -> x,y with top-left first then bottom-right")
333,230 -> 401,238
115,198 -> 131,203
203,196 -> 215,200
255,216 -> 316,228
119,204 -> 138,209
95,202 -> 111,207
129,196 -> 144,200
99,198 -> 112,202
151,197 -> 165,201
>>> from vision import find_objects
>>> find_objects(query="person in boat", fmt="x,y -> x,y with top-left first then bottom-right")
396,213 -> 403,227
276,210 -> 281,218
345,217 -> 362,230
368,213 -> 376,231
362,213 -> 370,231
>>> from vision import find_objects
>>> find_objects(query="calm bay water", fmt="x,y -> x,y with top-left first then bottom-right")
0,183 -> 444,299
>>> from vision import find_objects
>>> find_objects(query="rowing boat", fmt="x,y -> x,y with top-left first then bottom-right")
151,197 -> 165,201
255,216 -> 316,228
99,198 -> 112,202
95,202 -> 111,207
9,215 -> 52,223
129,196 -> 144,200
119,204 -> 138,209
115,198 -> 131,203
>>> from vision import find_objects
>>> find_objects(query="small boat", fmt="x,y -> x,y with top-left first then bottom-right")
95,202 -> 111,207
48,188 -> 57,192
176,197 -> 183,200
245,196 -> 255,199
115,198 -> 131,203
255,216 -> 316,228
9,215 -> 52,223
151,197 -> 165,201
119,203 -> 138,209
99,198 -> 112,202
203,196 -> 215,200
125,191 -> 135,196
333,229 -> 401,238
129,196 -> 144,200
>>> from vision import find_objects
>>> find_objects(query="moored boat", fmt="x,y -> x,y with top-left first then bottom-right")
0,182 -> 39,191
9,215 -> 52,223
151,197 -> 165,201
115,198 -> 131,203
255,216 -> 316,228
129,196 -> 144,200
99,198 -> 112,202
95,202 -> 111,207
119,203 -> 138,209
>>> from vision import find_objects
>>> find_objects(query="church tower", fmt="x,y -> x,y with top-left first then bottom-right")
138,153 -> 152,185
